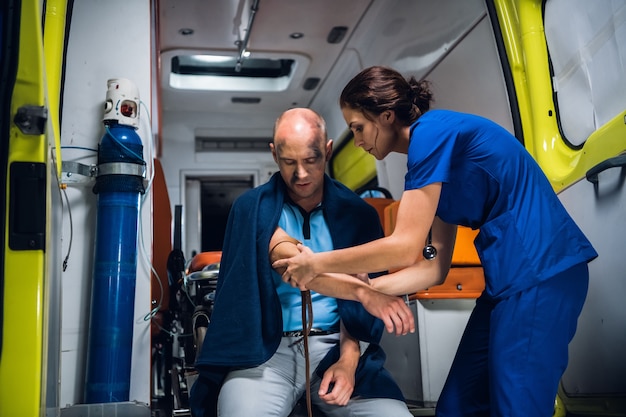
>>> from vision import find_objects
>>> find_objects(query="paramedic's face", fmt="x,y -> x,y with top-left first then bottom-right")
271,121 -> 331,211
342,107 -> 392,160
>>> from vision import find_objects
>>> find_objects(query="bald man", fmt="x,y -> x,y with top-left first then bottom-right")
190,108 -> 413,417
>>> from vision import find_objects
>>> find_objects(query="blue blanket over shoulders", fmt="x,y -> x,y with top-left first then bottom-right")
190,173 -> 404,416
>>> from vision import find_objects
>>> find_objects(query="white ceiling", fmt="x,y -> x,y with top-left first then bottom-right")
158,0 -> 373,127
156,0 -> 488,141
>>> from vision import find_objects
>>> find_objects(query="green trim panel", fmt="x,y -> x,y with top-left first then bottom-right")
331,136 -> 377,191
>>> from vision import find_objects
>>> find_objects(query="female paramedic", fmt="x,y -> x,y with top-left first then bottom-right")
274,65 -> 598,417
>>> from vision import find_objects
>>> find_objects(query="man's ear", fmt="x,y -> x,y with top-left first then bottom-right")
325,139 -> 333,160
270,142 -> 279,164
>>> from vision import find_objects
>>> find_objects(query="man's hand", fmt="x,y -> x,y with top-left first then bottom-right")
318,359 -> 355,406
357,288 -> 414,336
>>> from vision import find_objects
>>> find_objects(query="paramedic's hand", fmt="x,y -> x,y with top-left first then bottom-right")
358,289 -> 415,336
318,361 -> 355,406
275,244 -> 317,290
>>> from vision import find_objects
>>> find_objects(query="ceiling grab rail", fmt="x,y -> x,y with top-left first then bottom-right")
235,0 -> 260,72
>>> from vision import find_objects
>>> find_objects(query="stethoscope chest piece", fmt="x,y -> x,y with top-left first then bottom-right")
423,228 -> 437,260
423,244 -> 437,260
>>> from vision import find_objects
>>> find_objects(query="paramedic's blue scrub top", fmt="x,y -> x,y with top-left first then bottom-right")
405,110 -> 597,299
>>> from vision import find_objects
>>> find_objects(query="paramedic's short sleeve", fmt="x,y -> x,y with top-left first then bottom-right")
404,116 -> 458,191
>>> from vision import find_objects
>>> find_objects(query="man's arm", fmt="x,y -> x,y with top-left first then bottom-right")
316,321 -> 361,405
270,228 -> 359,405
269,227 -> 415,335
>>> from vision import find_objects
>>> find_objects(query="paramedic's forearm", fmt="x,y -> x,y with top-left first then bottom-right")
369,262 -> 446,296
309,274 -> 415,335
306,273 -> 371,301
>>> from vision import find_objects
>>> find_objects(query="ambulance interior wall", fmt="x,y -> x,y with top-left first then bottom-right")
59,0 -> 153,406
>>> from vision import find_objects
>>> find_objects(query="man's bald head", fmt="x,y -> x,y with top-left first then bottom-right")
273,108 -> 328,149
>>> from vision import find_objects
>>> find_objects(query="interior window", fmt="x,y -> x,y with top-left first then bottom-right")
544,0 -> 626,147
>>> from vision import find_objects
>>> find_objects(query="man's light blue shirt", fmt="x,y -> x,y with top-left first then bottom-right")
274,201 -> 339,332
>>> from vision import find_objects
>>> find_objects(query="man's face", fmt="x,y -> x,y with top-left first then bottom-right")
272,126 -> 331,210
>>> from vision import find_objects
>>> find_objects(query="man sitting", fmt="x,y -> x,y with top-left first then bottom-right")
189,108 -> 413,417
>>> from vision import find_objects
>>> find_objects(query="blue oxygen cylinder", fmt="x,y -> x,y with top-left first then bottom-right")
84,94 -> 146,402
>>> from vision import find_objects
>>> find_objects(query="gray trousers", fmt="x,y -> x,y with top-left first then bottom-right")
217,334 -> 412,417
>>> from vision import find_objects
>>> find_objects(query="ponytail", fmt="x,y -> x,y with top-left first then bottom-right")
340,66 -> 434,125
408,77 -> 433,115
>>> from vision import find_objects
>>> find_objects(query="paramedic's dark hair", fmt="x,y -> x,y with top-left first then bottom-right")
339,66 -> 433,125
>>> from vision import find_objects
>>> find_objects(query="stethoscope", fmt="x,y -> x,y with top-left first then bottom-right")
423,228 -> 437,260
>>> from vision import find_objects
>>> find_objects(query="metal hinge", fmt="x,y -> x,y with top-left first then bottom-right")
13,105 -> 48,135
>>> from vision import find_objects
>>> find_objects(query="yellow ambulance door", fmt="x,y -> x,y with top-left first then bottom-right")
1,0 -> 66,415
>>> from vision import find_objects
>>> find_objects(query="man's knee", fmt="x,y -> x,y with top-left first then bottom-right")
315,397 -> 412,417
